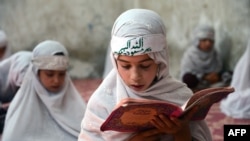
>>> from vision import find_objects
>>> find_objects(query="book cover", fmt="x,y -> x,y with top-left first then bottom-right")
100,87 -> 235,132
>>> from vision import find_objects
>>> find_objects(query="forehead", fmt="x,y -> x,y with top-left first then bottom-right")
117,54 -> 153,63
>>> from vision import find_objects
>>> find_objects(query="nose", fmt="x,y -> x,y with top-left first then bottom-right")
130,67 -> 142,81
205,39 -> 213,46
53,76 -> 60,84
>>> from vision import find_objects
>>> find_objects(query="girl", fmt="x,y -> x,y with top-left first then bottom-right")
180,24 -> 225,91
2,40 -> 86,141
78,9 -> 212,141
0,51 -> 32,133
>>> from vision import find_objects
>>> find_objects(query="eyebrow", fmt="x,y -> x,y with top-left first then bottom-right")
117,58 -> 153,63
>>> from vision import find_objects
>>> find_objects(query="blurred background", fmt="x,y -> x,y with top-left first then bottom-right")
0,0 -> 249,79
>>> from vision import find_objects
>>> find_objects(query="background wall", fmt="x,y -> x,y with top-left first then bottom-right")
0,0 -> 249,79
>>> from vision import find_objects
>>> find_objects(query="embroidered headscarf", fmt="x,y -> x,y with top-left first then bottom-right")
79,9 -> 212,141
0,30 -> 11,61
220,38 -> 250,118
180,24 -> 222,79
3,40 -> 86,141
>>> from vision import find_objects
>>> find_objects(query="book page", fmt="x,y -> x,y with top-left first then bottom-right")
179,87 -> 234,120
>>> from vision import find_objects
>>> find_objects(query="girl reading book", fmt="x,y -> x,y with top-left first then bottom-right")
2,40 -> 86,141
78,9 -> 212,141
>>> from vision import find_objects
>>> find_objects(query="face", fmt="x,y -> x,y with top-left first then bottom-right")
198,39 -> 214,52
38,70 -> 66,93
117,54 -> 158,92
0,46 -> 6,59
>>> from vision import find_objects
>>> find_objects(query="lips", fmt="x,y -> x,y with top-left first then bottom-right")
130,84 -> 144,91
51,86 -> 61,90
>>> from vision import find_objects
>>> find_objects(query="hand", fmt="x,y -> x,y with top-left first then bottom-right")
150,106 -> 199,141
204,72 -> 220,84
128,129 -> 163,141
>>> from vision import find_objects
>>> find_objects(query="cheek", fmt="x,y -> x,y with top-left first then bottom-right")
39,75 -> 50,88
145,68 -> 157,81
117,67 -> 128,78
59,76 -> 66,84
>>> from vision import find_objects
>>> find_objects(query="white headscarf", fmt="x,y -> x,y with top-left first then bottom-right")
2,40 -> 86,141
79,9 -> 212,141
180,24 -> 222,79
0,30 -> 11,61
0,51 -> 32,102
220,38 -> 250,118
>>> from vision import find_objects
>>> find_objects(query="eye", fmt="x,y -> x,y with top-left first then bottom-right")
45,72 -> 54,77
42,70 -> 54,77
59,71 -> 66,77
139,62 -> 152,69
117,61 -> 131,70
121,65 -> 131,69
140,65 -> 150,69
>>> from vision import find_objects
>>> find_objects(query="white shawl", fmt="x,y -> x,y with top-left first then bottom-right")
220,38 -> 250,118
79,9 -> 212,141
0,51 -> 32,102
0,30 -> 11,61
2,40 -> 86,141
180,25 -> 222,79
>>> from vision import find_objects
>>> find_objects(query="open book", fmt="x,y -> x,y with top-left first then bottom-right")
100,86 -> 235,132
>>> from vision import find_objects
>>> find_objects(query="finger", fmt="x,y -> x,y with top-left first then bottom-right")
159,114 -> 177,127
160,114 -> 175,127
153,115 -> 168,128
151,114 -> 176,131
169,116 -> 184,128
151,118 -> 166,130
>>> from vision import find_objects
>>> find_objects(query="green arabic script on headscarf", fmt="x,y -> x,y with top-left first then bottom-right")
114,37 -> 152,56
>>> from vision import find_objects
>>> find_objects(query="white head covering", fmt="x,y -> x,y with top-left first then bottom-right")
2,40 -> 86,141
102,46 -> 113,79
220,38 -> 250,118
79,9 -> 212,141
0,30 -> 11,61
191,25 -> 215,47
180,24 -> 222,79
0,51 -> 32,102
